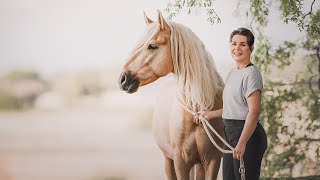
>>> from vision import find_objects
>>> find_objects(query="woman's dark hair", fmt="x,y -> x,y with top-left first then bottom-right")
229,28 -> 255,48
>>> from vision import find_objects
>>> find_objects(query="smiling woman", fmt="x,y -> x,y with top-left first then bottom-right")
196,27 -> 268,180
230,34 -> 254,68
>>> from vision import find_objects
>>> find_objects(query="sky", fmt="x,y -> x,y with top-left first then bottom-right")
0,0 -> 304,77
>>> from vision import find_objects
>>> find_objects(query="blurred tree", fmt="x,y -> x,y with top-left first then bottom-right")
0,70 -> 48,110
51,71 -> 105,100
0,89 -> 22,110
165,0 -> 320,178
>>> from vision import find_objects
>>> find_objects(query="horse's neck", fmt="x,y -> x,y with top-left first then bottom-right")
154,75 -> 177,105
176,74 -> 223,111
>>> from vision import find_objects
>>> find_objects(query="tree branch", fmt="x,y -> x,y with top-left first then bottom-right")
296,137 -> 320,142
316,45 -> 320,90
302,0 -> 316,19
308,75 -> 319,98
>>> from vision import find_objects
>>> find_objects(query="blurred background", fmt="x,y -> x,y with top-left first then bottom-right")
0,0 -> 319,179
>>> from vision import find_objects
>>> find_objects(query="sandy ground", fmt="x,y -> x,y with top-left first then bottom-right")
0,89 -> 223,180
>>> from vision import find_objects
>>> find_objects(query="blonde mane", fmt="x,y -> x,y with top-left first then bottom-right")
168,22 -> 224,112
136,21 -> 224,112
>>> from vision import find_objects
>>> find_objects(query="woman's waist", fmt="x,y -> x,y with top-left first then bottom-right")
223,118 -> 245,126
223,118 -> 263,129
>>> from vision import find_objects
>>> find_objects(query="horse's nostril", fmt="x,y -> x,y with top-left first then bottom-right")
120,74 -> 127,85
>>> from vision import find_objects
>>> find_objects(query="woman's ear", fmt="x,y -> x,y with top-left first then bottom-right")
250,45 -> 254,52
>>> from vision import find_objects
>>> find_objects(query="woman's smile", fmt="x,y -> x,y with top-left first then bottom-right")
233,51 -> 243,56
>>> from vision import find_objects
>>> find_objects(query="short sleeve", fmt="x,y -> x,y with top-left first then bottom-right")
243,70 -> 263,98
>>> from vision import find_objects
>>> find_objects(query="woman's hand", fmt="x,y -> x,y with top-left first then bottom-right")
193,111 -> 212,124
193,109 -> 222,124
233,142 -> 246,160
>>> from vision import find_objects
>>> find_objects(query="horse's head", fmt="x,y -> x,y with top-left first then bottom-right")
119,10 -> 173,93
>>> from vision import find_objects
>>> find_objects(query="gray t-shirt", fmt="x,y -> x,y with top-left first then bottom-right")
222,65 -> 263,120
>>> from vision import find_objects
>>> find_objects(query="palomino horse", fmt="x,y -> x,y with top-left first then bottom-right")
119,10 -> 225,180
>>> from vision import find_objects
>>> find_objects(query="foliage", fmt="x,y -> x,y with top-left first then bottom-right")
0,89 -> 22,110
51,71 -> 105,99
0,70 -> 48,110
165,0 -> 320,178
164,0 -> 221,24
2,70 -> 43,82
246,0 -> 320,177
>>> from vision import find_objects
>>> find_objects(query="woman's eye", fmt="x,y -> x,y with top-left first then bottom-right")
148,44 -> 158,50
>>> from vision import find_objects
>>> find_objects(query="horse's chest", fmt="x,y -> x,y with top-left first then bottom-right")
174,132 -> 199,162
156,119 -> 200,162
152,80 -> 201,162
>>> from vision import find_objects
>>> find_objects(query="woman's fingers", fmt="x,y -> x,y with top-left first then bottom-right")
233,151 -> 240,160
193,115 -> 199,124
233,148 -> 244,160
193,111 -> 209,124
193,114 -> 202,124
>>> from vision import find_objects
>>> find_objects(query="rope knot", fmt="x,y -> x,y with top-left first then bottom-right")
239,166 -> 245,173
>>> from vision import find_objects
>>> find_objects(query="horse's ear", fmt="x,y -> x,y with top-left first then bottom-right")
157,10 -> 169,31
144,11 -> 153,25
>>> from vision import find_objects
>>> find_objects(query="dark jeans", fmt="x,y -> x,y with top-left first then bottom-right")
222,119 -> 267,180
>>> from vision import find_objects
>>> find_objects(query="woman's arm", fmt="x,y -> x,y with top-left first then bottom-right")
193,109 -> 223,124
233,90 -> 261,160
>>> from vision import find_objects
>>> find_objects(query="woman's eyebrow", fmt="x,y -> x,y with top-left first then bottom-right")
231,41 -> 247,43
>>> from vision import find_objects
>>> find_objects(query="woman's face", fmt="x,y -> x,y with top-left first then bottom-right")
230,34 -> 252,63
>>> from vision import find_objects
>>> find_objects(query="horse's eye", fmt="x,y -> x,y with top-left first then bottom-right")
148,44 -> 158,50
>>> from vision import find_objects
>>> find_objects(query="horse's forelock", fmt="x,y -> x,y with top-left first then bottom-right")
132,23 -> 161,52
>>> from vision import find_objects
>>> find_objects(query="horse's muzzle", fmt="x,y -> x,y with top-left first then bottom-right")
118,73 -> 140,94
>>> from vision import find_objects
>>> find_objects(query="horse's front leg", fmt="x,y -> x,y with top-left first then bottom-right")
194,163 -> 205,180
174,158 -> 192,180
204,157 -> 222,180
164,155 -> 177,180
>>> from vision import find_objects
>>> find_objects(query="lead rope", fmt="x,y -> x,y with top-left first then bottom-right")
177,97 -> 246,180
